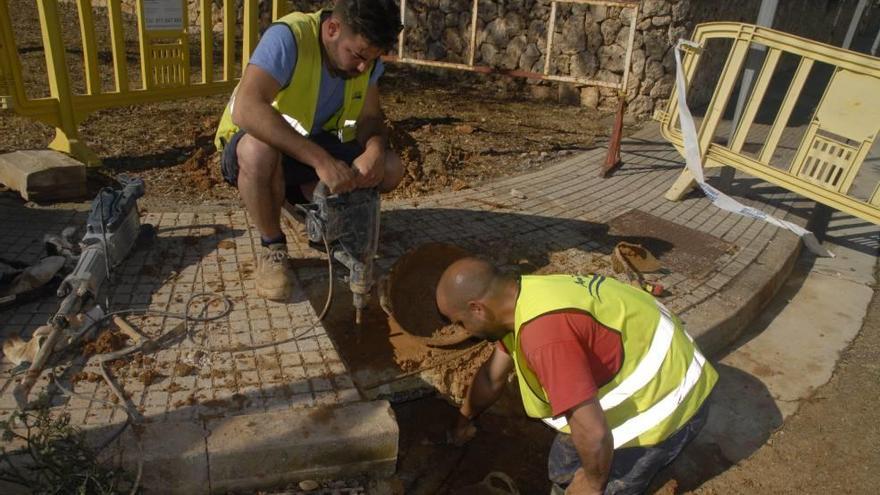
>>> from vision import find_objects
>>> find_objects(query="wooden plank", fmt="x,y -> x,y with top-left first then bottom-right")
544,2 -> 558,75
0,150 -> 86,202
468,0 -> 478,66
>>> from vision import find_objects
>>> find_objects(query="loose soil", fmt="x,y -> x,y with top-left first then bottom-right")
0,1 -> 607,211
81,329 -> 129,356
300,268 -> 491,401
392,396 -> 556,495
386,242 -> 471,344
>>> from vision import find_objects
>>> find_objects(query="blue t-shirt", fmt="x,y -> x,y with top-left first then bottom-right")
249,23 -> 385,135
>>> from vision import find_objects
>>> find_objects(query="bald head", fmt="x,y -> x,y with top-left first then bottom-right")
436,257 -> 518,340
436,257 -> 500,314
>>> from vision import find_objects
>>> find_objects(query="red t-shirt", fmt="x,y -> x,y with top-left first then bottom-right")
498,311 -> 623,417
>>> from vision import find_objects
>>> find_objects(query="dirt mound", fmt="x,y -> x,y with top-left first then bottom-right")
82,329 -> 129,356
386,242 -> 470,344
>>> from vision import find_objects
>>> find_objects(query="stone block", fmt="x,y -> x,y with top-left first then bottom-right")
207,401 -> 398,492
111,420 -> 209,495
600,19 -> 622,45
580,86 -> 600,109
599,44 -> 626,72
558,84 -> 580,105
0,150 -> 86,202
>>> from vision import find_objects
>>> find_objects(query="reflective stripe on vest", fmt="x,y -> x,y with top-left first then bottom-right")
540,310 -> 710,448
214,10 -> 372,150
509,275 -> 718,449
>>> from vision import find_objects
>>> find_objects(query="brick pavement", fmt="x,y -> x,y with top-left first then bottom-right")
0,121 -> 811,492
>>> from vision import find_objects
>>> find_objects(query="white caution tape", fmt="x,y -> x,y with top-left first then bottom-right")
673,40 -> 833,257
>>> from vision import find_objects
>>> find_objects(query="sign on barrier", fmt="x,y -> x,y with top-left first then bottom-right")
143,0 -> 185,31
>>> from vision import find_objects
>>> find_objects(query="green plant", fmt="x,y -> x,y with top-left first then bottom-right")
0,405 -> 135,494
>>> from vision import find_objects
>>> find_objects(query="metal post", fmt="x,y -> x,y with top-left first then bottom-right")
723,0 -> 777,185
872,23 -> 880,56
843,0 -> 869,50
601,4 -> 639,177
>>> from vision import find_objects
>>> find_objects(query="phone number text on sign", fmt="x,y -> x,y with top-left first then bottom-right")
144,0 -> 184,31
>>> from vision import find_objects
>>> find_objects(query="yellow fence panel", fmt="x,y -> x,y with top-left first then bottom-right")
656,22 -> 880,225
0,11 -> 14,110
0,0 -> 274,166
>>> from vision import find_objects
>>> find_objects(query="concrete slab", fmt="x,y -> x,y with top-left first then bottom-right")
0,201 -> 398,492
0,150 -> 86,202
105,400 -> 397,494
290,122 -> 806,401
0,121 -> 824,492
666,210 -> 878,487
113,418 -> 210,495
206,400 -> 397,493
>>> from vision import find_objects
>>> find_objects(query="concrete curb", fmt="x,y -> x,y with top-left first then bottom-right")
683,229 -> 803,358
110,400 -> 398,494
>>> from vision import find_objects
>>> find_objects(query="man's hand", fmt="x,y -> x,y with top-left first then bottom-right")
565,468 -> 603,495
565,400 -> 613,494
448,410 -> 477,446
316,158 -> 357,194
352,148 -> 385,188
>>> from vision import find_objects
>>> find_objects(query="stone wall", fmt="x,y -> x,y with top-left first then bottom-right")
399,0 -> 871,118
78,0 -> 876,117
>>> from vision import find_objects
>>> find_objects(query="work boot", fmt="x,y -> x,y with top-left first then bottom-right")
255,243 -> 293,301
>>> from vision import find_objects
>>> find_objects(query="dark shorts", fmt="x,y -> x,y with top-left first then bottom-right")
548,398 -> 711,495
220,130 -> 364,204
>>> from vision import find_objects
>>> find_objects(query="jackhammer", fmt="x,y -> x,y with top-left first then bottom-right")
297,183 -> 380,325
13,176 -> 148,408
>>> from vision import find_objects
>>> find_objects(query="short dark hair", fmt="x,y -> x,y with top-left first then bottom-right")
333,0 -> 403,52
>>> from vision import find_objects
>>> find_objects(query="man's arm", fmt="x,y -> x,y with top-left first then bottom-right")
231,64 -> 355,193
352,84 -> 388,188
450,347 -> 514,445
564,399 -> 614,495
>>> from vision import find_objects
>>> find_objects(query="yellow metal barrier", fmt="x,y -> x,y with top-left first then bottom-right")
0,7 -> 15,110
656,22 -> 880,225
0,0 -> 271,165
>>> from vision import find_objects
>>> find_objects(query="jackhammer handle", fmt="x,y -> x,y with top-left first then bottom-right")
314,181 -> 332,200
13,323 -> 64,409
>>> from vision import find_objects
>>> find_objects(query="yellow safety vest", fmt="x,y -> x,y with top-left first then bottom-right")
503,275 -> 718,449
214,10 -> 373,150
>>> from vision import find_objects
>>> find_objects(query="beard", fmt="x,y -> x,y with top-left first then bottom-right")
326,61 -> 357,80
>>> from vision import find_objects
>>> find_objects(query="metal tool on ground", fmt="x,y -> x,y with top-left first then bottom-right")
297,183 -> 380,325
611,241 -> 665,296
13,175 -> 150,408
457,472 -> 521,495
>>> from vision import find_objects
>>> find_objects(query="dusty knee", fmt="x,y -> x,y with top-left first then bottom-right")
236,135 -> 281,182
380,150 -> 404,192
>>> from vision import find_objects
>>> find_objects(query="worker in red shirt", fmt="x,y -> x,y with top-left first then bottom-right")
436,257 -> 718,494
